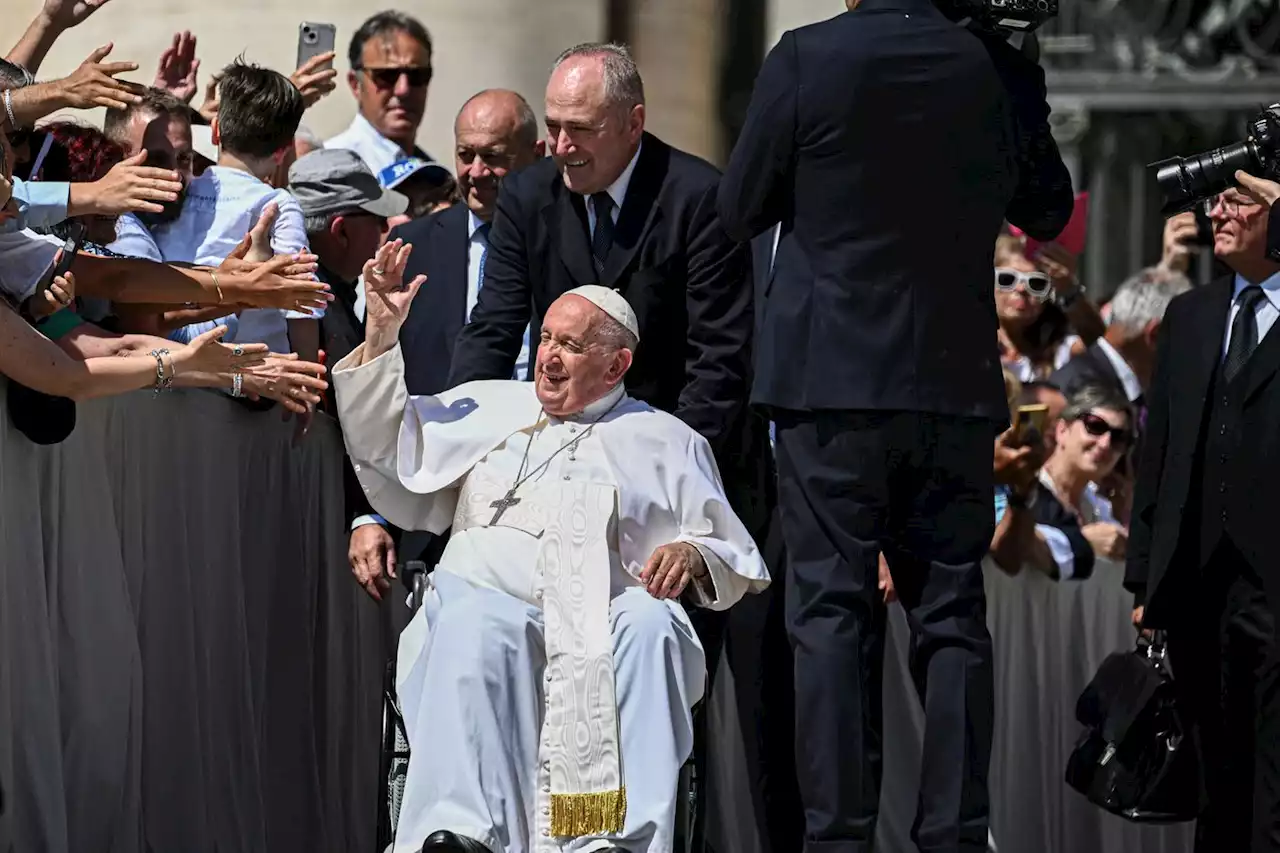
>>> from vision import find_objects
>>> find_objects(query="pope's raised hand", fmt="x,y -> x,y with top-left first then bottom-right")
363,238 -> 426,359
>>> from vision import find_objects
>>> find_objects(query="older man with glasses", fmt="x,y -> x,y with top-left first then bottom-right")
1129,180 -> 1280,851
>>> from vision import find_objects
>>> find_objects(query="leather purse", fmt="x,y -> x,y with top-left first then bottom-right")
1064,632 -> 1201,823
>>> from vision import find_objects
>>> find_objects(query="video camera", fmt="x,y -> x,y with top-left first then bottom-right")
1152,104 -> 1280,216
938,0 -> 1059,33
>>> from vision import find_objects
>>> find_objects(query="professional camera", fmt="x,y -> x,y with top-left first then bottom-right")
1152,104 -> 1280,216
937,0 -> 1059,33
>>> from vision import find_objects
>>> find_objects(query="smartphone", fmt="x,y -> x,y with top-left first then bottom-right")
297,22 -> 337,71
38,222 -> 84,295
1014,403 -> 1049,442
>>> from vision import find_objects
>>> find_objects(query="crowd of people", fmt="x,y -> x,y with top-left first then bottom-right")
6,0 -> 1280,851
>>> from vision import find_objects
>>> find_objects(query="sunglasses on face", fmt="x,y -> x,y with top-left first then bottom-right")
1076,412 -> 1133,451
995,267 -> 1053,301
359,66 -> 432,90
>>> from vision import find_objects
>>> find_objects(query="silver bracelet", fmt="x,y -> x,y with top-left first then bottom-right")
2,90 -> 15,130
230,372 -> 244,398
148,348 -> 174,395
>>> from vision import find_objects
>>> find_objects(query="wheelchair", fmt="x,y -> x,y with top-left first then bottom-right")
375,561 -> 704,853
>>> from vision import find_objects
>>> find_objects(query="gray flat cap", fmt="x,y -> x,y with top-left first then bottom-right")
288,148 -> 408,219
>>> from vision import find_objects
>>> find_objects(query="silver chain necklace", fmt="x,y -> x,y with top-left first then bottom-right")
487,394 -> 624,525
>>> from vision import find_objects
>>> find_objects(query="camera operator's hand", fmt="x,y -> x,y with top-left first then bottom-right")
993,428 -> 1044,492
1159,211 -> 1198,274
1235,170 -> 1280,209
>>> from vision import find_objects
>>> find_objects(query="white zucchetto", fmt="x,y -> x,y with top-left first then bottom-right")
563,285 -> 640,342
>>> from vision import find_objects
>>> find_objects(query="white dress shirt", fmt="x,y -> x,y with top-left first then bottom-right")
1223,271 -> 1280,357
325,112 -> 414,177
1094,337 -> 1143,403
586,143 -> 641,237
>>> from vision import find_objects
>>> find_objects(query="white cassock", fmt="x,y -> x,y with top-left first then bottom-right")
332,343 -> 770,853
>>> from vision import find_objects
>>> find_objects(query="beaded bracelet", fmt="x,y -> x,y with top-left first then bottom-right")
1,90 -> 15,130
148,348 -> 174,395
230,372 -> 244,398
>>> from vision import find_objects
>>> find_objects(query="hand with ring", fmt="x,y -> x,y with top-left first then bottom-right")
361,238 -> 426,361
169,325 -> 269,376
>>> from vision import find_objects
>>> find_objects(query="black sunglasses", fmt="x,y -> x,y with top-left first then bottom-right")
1077,412 -> 1133,450
359,66 -> 432,89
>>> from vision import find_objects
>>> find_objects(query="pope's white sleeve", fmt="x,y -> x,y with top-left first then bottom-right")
674,432 -> 769,610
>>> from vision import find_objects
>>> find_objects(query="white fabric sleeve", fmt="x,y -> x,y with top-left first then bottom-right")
0,229 -> 60,302
1038,523 -> 1077,581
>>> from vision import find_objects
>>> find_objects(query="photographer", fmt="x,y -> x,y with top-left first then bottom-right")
717,0 -> 1073,847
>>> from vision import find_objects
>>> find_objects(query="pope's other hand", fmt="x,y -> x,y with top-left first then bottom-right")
641,541 -> 706,600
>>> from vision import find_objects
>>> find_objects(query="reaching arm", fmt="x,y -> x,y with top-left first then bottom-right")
447,182 -> 535,385
980,33 -> 1073,240
716,29 -> 798,242
6,0 -> 115,73
1125,299 -> 1177,607
679,181 -> 754,454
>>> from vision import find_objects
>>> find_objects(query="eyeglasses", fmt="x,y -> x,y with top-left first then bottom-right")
358,66 -> 432,89
1204,192 -> 1262,218
1076,412 -> 1133,451
995,267 -> 1053,301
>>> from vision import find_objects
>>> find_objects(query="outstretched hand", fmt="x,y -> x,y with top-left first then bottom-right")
153,30 -> 201,104
58,44 -> 144,111
41,0 -> 113,30
362,238 -> 426,357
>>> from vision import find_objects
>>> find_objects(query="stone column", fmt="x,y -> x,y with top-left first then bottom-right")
9,0 -> 607,162
627,0 -> 726,164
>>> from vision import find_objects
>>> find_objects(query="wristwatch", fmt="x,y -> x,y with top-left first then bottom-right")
1007,487 -> 1038,510
1055,283 -> 1083,310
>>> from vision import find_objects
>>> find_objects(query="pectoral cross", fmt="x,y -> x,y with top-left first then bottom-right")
489,488 -> 521,525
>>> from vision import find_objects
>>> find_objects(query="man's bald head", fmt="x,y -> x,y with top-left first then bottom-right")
453,88 -> 543,220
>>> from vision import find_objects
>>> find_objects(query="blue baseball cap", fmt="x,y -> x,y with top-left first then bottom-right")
378,157 -> 454,190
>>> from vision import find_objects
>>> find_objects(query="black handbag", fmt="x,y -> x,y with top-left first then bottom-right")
1064,632 -> 1201,823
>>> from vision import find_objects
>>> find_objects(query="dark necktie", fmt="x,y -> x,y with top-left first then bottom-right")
590,192 -> 615,275
1224,285 -> 1267,382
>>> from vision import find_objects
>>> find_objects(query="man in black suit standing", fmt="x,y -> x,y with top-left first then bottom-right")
447,43 -> 758,496
717,2 -> 1073,851
1128,186 -> 1280,851
347,88 -> 544,597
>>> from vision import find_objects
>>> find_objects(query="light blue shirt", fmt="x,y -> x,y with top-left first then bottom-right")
115,166 -> 321,353
3,177 -> 70,232
1225,271 -> 1280,357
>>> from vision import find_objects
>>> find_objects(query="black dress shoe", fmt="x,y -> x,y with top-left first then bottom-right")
420,829 -> 491,853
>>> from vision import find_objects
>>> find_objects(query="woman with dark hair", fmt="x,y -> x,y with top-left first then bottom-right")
29,121 -> 129,248
995,231 -> 1104,381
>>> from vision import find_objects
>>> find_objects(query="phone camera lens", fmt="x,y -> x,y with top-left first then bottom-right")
302,28 -> 317,44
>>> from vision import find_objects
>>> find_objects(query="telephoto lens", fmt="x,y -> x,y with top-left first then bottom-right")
1152,141 -> 1261,217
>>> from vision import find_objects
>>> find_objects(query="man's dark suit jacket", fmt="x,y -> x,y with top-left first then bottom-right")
1049,342 -> 1126,400
1126,276 -> 1280,624
393,203 -> 472,396
447,132 -> 754,461
716,0 -> 1073,421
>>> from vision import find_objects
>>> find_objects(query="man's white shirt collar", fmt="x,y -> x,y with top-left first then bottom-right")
468,209 -> 488,239
328,112 -> 410,175
602,142 -> 642,212
1094,337 -> 1144,402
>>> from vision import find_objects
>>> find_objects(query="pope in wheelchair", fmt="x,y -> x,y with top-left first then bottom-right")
335,241 -> 769,853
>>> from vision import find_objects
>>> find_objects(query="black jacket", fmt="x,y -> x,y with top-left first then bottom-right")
1126,276 -> 1280,623
393,203 -> 473,396
447,133 -> 755,460
717,0 -> 1073,419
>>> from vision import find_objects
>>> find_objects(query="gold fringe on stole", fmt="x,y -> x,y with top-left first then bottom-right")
549,788 -> 627,836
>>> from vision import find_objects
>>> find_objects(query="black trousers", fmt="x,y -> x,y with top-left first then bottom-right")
774,410 -> 995,853
1166,542 -> 1280,853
